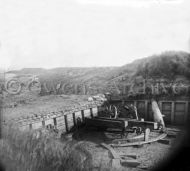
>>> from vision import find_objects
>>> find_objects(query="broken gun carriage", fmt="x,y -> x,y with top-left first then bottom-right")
85,95 -> 166,145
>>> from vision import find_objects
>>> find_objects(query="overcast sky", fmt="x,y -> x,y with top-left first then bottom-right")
0,0 -> 190,70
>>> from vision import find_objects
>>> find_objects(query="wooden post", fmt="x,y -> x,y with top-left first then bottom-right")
144,128 -> 150,142
97,106 -> 101,116
53,118 -> 57,126
90,108 -> 93,118
72,112 -> 76,126
64,115 -> 69,132
185,102 -> 188,124
81,110 -> 85,122
171,102 -> 175,124
145,100 -> 148,120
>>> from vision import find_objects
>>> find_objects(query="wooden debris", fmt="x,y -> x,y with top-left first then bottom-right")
112,134 -> 144,144
167,132 -> 178,138
120,153 -> 137,159
111,133 -> 167,147
139,165 -> 149,170
166,127 -> 181,132
157,139 -> 170,145
120,159 -> 140,167
134,144 -> 144,148
100,143 -> 121,169
100,143 -> 120,159
112,159 -> 121,169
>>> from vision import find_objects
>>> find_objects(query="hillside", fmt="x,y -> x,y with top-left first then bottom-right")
5,51 -> 190,96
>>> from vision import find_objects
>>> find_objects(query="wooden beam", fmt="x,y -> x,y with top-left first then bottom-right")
127,120 -> 158,130
171,102 -> 175,124
120,159 -> 140,167
100,143 -> 120,159
85,117 -> 126,130
111,133 -> 167,147
157,139 -> 170,145
119,153 -> 137,159
167,132 -> 177,138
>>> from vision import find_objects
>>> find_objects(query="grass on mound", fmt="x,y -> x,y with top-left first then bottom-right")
0,126 -> 94,171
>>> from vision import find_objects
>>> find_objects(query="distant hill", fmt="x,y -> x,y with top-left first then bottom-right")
6,51 -> 190,96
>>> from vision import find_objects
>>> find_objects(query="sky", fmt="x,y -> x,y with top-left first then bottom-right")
0,0 -> 190,70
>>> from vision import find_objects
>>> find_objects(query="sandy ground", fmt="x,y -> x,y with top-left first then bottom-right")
72,127 -> 183,171
3,93 -> 90,120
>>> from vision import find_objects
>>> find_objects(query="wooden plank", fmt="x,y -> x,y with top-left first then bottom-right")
112,159 -> 121,169
56,124 -> 66,131
167,133 -> 177,138
92,117 -> 157,129
56,116 -> 65,121
67,117 -> 74,130
56,121 -> 65,127
32,121 -> 43,129
127,120 -> 158,130
92,107 -> 98,117
120,159 -> 140,167
85,118 -> 126,129
111,133 -> 167,147
157,139 -> 170,145
185,102 -> 188,123
100,143 -> 120,159
120,153 -> 137,159
162,102 -> 172,110
166,127 -> 181,132
84,109 -> 91,118
75,111 -> 82,118
67,114 -> 73,119
175,102 -> 186,111
45,119 -> 53,125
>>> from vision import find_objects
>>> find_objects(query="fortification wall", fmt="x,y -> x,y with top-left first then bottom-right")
4,101 -> 103,134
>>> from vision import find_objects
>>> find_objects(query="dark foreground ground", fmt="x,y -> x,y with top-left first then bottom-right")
70,125 -> 187,171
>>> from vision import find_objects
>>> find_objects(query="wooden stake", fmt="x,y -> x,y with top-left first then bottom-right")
144,128 -> 150,142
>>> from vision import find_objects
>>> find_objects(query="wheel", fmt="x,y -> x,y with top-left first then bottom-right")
136,127 -> 142,135
109,105 -> 118,118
